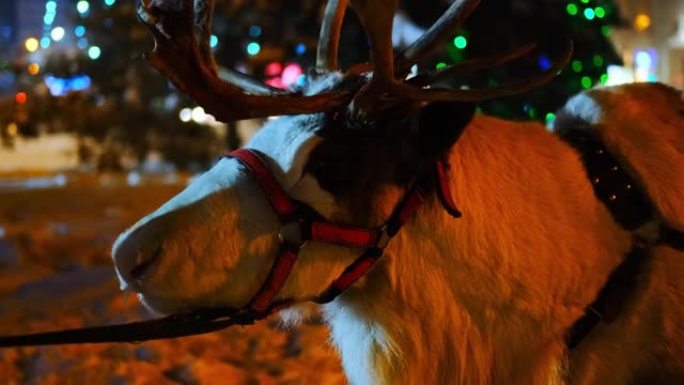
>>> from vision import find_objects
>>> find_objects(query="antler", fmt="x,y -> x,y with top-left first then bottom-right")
317,0 -> 349,71
407,42 -> 538,86
139,0 -> 572,122
394,39 -> 574,102
395,0 -> 481,75
138,0 -> 350,122
346,0 -> 572,112
346,0 -> 400,119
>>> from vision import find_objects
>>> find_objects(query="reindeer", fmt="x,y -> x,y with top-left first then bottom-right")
112,0 -> 684,384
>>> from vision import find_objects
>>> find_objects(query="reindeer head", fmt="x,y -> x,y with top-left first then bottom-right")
112,0 -> 570,315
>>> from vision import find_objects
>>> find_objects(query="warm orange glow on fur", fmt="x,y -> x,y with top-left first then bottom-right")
113,84 -> 684,384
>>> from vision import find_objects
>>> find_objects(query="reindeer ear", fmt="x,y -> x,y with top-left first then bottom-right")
414,101 -> 476,158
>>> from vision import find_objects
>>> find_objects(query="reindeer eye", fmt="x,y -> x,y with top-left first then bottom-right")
306,156 -> 351,195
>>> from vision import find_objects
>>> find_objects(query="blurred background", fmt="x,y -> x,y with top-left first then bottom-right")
0,0 -> 680,383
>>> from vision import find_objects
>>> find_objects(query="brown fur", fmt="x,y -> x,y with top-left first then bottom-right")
113,83 -> 684,385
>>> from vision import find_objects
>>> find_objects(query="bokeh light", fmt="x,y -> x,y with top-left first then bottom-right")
28,63 -> 41,75
88,46 -> 102,60
15,92 -> 27,104
77,1 -> 90,14
247,42 -> 261,56
25,37 -> 39,52
634,14 -> 651,32
51,27 -> 66,42
453,35 -> 467,49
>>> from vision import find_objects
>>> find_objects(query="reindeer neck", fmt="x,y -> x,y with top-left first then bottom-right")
323,115 -> 631,385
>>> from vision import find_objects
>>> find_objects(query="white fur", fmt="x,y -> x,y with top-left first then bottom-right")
113,83 -> 684,384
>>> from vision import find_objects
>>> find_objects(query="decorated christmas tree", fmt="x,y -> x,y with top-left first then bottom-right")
405,0 -> 623,123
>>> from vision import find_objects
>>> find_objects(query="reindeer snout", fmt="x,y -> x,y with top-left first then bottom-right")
112,223 -> 164,291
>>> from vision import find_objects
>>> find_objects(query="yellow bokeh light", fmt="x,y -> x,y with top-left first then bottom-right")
25,37 -> 39,52
634,13 -> 651,32
28,63 -> 40,75
7,123 -> 18,137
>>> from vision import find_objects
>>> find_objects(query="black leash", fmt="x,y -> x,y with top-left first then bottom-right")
0,308 -> 254,347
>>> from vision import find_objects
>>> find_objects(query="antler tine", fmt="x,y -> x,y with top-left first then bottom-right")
395,0 -> 480,75
392,39 -> 574,102
317,0 -> 350,71
348,0 -> 399,118
138,0 -> 350,121
194,0 -> 285,94
408,42 -> 538,86
194,0 -> 216,72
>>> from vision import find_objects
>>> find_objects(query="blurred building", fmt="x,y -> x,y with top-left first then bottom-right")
0,0 -> 79,54
0,1 -> 18,52
612,0 -> 684,87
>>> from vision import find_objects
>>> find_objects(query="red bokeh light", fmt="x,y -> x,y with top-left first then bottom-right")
15,92 -> 27,104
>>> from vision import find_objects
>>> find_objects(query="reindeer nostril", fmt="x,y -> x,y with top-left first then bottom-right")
130,243 -> 163,280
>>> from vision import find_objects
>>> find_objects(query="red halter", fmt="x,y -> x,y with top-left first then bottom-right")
0,148 -> 460,347
225,148 -> 461,319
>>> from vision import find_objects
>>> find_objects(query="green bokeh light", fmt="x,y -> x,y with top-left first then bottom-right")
581,76 -> 593,89
595,7 -> 606,18
593,55 -> 604,67
572,60 -> 583,73
584,8 -> 596,20
246,42 -> 261,56
601,26 -> 612,37
566,4 -> 578,15
545,112 -> 556,125
453,36 -> 468,49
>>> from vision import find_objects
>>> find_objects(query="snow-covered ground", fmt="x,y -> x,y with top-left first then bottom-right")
0,182 -> 343,385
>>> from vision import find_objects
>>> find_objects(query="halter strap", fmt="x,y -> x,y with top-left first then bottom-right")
224,149 -> 444,313
0,149 -> 460,347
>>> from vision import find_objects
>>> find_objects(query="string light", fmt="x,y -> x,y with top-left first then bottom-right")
28,63 -> 41,75
15,92 -> 27,104
77,1 -> 90,15
249,25 -> 262,37
51,26 -> 65,42
584,8 -> 596,20
179,108 -> 192,123
634,14 -> 651,32
453,35 -> 467,49
594,7 -> 606,19
601,26 -> 611,37
545,113 -> 556,125
593,55 -> 604,67
246,42 -> 261,56
25,37 -> 39,52
88,46 -> 102,60
572,60 -> 583,73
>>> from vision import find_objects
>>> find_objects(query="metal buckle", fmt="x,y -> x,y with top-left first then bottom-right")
376,226 -> 391,249
278,220 -> 309,249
